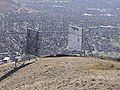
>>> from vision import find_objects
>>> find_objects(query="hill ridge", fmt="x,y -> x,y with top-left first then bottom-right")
0,57 -> 120,90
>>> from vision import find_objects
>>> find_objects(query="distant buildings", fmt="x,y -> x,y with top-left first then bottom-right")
86,26 -> 120,53
3,57 -> 11,63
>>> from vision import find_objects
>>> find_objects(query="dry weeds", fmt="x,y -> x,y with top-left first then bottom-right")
0,57 -> 120,90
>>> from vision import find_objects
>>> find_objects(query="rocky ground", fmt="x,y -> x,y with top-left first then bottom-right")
0,57 -> 120,90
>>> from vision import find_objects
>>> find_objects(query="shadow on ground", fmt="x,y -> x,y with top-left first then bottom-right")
0,61 -> 35,82
44,54 -> 80,58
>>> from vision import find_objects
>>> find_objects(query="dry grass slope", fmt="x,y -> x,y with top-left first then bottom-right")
0,57 -> 120,90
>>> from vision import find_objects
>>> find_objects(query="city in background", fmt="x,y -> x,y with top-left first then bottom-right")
0,0 -> 120,63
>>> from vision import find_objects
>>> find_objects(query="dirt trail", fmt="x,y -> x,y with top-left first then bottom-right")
0,57 -> 120,90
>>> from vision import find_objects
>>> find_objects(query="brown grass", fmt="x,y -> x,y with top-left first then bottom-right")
0,57 -> 120,90
90,62 -> 120,70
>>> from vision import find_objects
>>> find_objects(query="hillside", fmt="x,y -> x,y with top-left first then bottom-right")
0,0 -> 39,54
0,1 -> 13,12
0,0 -> 120,56
0,57 -> 120,90
0,0 -> 18,12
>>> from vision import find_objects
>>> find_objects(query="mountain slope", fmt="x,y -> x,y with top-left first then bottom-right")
0,0 -> 39,54
0,0 -> 19,12
0,0 -> 120,57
